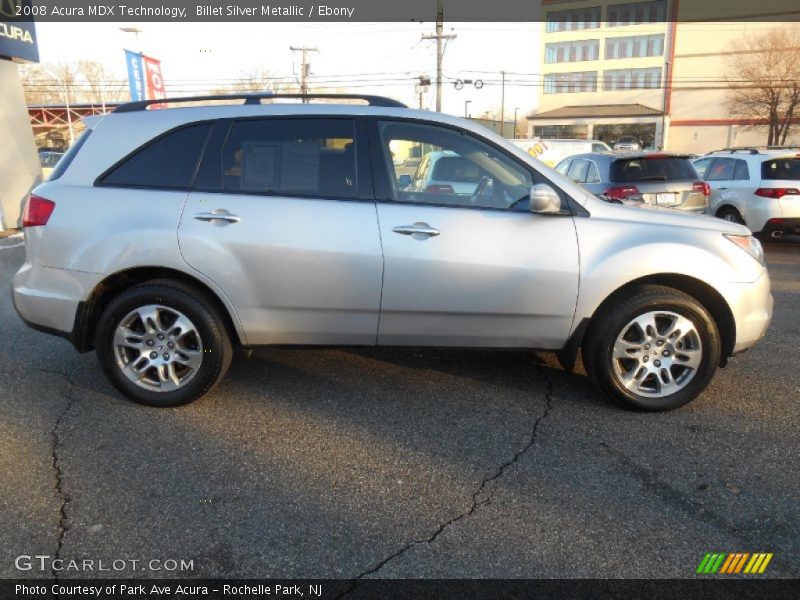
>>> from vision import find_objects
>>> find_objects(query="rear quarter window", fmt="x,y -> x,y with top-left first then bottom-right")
761,158 -> 800,180
97,123 -> 212,189
611,157 -> 698,183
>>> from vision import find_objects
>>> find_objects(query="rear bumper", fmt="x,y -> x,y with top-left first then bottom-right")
759,217 -> 800,237
12,261 -> 100,350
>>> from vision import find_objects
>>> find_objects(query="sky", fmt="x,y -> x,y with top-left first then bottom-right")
33,21 -> 543,119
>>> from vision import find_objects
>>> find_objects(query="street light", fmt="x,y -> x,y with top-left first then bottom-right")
119,26 -> 142,38
464,100 -> 471,118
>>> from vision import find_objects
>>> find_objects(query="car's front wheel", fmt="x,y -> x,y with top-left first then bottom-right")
95,280 -> 233,407
583,285 -> 721,411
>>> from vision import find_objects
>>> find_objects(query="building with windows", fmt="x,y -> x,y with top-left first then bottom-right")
528,0 -> 800,153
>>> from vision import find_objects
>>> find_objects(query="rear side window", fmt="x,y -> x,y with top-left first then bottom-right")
761,158 -> 800,180
99,123 -> 211,189
734,159 -> 750,180
567,159 -> 589,183
611,157 -> 698,183
707,158 -> 734,181
222,118 -> 357,198
48,129 -> 91,181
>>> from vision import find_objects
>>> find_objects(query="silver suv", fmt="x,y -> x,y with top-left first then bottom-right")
12,93 -> 773,411
693,148 -> 800,237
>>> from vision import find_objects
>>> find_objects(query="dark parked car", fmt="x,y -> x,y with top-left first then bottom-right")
555,152 -> 710,213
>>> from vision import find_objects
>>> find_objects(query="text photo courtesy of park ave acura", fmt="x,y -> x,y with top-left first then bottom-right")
1,0 -> 799,598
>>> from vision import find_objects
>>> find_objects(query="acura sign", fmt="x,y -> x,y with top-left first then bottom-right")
0,0 -> 39,63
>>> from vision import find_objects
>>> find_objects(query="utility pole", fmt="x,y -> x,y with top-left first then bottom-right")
290,45 -> 318,102
421,0 -> 456,112
416,75 -> 431,110
500,70 -> 506,137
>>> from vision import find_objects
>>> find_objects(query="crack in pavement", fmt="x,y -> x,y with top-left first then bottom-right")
39,368 -> 78,583
336,365 -> 557,598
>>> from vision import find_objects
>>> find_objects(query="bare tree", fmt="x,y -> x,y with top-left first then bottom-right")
726,28 -> 800,146
21,61 -> 127,106
212,68 -> 296,96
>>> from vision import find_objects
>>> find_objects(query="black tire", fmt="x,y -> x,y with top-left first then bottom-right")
716,206 -> 745,225
95,279 -> 233,407
583,285 -> 721,411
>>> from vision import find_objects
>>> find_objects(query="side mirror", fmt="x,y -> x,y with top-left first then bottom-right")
530,183 -> 562,214
398,174 -> 412,189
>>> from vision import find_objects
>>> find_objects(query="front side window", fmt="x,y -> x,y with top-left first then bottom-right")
378,121 -> 534,210
555,159 -> 572,175
99,124 -> 212,189
221,118 -> 357,198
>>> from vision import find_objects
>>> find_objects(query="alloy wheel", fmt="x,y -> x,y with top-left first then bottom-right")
113,304 -> 203,392
611,310 -> 703,398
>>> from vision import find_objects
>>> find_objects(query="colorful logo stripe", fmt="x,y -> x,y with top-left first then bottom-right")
697,553 -> 773,574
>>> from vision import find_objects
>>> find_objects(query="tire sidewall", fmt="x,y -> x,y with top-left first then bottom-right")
95,284 -> 229,407
590,291 -> 721,411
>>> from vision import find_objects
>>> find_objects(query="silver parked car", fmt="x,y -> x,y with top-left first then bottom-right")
613,136 -> 642,152
555,152 -> 710,213
13,93 -> 771,411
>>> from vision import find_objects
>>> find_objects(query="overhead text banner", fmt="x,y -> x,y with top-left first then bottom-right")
6,0 -> 800,22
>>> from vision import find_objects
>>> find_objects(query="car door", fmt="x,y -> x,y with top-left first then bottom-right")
370,119 -> 580,349
699,157 -> 735,214
178,117 -> 383,345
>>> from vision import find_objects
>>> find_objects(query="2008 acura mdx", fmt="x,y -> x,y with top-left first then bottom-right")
12,94 -> 773,410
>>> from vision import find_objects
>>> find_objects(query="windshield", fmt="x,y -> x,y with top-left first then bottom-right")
611,157 -> 698,183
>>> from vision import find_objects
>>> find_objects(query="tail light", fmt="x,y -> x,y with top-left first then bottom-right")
22,194 -> 56,228
603,185 -> 640,200
692,182 -> 711,196
424,184 -> 454,194
755,188 -> 800,199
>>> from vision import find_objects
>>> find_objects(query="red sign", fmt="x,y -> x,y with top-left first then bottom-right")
142,55 -> 166,108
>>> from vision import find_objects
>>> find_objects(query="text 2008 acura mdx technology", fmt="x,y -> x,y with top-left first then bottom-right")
12,94 -> 773,411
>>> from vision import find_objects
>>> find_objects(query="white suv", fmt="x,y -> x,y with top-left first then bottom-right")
693,148 -> 800,237
12,93 -> 772,411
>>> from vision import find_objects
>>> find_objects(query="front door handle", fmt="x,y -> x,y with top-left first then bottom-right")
193,210 -> 241,225
392,223 -> 440,238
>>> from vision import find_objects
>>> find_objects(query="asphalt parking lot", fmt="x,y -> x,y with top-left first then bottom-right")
0,236 -> 798,582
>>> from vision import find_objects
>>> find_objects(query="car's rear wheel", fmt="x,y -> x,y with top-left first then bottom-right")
717,206 -> 744,225
583,285 -> 721,411
95,280 -> 233,407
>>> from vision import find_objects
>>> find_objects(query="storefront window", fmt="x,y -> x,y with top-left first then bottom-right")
533,125 -> 590,140
593,123 -> 658,149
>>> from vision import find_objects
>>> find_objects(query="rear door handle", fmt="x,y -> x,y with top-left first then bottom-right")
193,210 -> 241,224
392,223 -> 440,237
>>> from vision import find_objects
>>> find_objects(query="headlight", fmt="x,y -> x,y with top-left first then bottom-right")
724,234 -> 765,266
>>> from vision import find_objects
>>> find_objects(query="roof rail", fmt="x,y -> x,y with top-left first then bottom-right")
113,92 -> 407,113
708,147 -> 760,154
